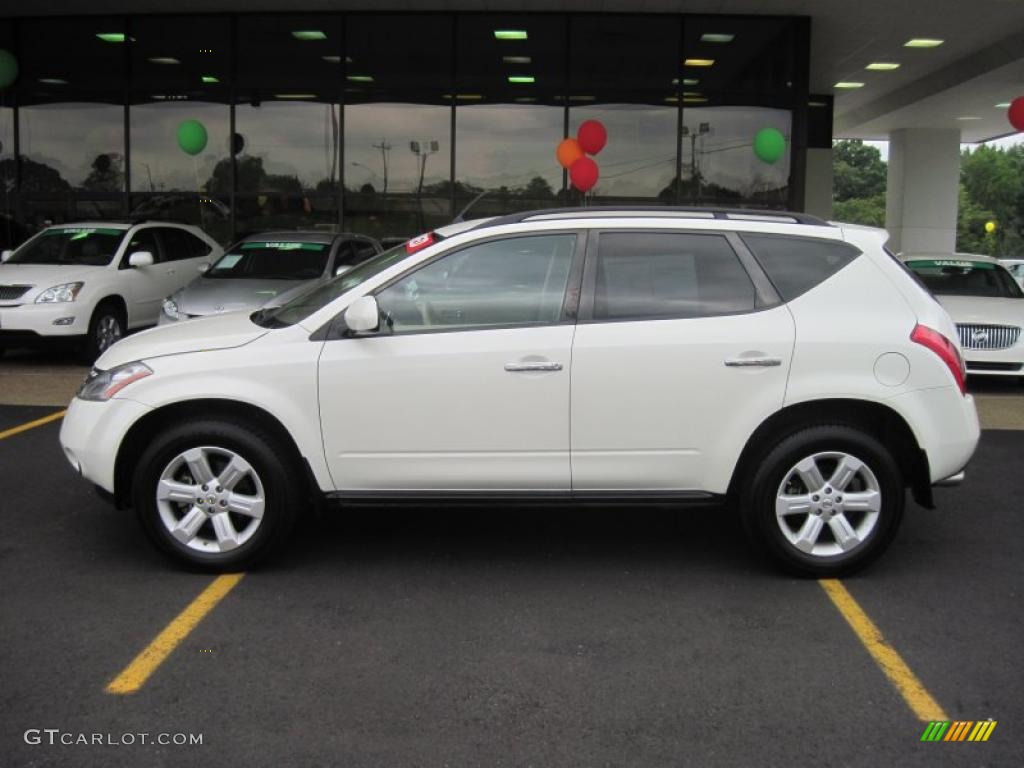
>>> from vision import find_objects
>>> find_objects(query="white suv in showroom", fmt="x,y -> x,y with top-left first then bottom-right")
0,221 -> 222,360
59,208 -> 980,575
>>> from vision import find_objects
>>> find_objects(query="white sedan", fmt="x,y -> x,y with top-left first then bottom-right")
901,253 -> 1024,379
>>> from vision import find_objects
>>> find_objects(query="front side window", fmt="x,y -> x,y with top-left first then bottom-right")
376,234 -> 576,333
207,241 -> 330,281
7,227 -> 126,267
904,259 -> 1023,299
593,232 -> 756,320
125,229 -> 161,264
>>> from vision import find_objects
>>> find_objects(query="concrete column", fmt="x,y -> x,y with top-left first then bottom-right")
803,147 -> 833,220
885,128 -> 960,253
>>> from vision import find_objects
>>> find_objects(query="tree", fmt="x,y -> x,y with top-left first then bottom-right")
833,140 -> 887,202
81,153 -> 124,192
833,195 -> 886,228
959,145 -> 1023,256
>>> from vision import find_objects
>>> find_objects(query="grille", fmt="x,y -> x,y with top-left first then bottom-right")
0,285 -> 32,302
956,324 -> 1020,351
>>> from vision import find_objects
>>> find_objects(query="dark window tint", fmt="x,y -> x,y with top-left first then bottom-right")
158,228 -> 198,262
594,233 -> 755,320
125,229 -> 161,264
335,238 -> 380,268
188,232 -> 213,258
742,235 -> 860,301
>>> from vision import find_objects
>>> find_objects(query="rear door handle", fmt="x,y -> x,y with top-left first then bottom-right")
724,357 -> 782,368
504,362 -> 563,372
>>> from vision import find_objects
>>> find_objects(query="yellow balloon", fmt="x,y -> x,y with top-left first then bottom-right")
985,220 -> 997,233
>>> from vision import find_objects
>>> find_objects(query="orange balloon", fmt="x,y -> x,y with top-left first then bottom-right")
556,138 -> 584,169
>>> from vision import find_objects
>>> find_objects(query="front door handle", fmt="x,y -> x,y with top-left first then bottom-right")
504,362 -> 563,372
724,357 -> 782,368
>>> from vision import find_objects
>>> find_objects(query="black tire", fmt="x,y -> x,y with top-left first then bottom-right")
740,424 -> 904,577
81,300 -> 125,363
133,418 -> 301,571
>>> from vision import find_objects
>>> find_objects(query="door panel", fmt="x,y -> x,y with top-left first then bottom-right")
119,228 -> 165,327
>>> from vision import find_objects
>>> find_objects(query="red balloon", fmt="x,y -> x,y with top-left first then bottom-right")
1009,97 -> 1024,132
576,120 -> 607,155
569,156 -> 599,192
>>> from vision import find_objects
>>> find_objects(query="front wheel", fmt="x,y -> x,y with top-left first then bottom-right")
741,425 -> 905,577
82,302 -> 125,362
133,419 -> 301,570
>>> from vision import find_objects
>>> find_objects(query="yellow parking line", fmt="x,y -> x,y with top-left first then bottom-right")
106,573 -> 244,695
0,409 -> 67,440
819,579 -> 948,722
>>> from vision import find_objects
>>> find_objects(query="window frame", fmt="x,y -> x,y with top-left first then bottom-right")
118,226 -> 163,269
576,228 -> 781,324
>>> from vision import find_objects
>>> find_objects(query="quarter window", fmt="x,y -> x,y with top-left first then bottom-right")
593,232 -> 756,320
376,234 -> 576,333
742,234 -> 860,301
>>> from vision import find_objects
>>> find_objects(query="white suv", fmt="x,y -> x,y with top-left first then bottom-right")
59,208 -> 980,575
0,221 -> 222,360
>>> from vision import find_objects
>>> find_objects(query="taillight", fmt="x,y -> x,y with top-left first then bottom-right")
911,324 -> 966,395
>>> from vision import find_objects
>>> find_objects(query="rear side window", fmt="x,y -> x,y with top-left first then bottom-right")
741,234 -> 860,301
593,232 -> 756,320
158,227 -> 199,262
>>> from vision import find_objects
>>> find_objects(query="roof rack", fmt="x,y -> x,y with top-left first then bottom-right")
469,206 -> 832,230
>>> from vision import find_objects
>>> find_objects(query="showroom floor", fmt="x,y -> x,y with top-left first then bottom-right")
1,352 -> 1021,766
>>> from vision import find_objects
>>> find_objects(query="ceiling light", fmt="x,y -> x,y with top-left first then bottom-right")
96,32 -> 125,43
683,97 -> 708,103
291,30 -> 327,41
808,100 -> 829,107
904,38 -> 943,48
956,116 -> 982,120
569,95 -> 595,102
508,75 -> 535,84
672,78 -> 701,86
514,97 -> 537,103
148,57 -> 181,65
347,75 -> 374,83
865,62 -> 900,71
38,78 -> 69,85
700,33 -> 734,43
274,93 -> 317,99
684,59 -> 715,67
201,75 -> 219,84
995,102 -> 1011,108
664,96 -> 679,103
834,82 -> 864,89
494,30 -> 528,40
322,55 -> 340,63
503,56 -> 532,64
443,94 -> 484,100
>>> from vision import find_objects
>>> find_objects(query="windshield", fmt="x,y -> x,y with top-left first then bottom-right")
904,259 -> 1023,299
6,227 -> 126,266
207,241 -> 331,280
255,243 -> 409,328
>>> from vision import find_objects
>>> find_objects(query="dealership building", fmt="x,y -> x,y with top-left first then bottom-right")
0,1 -> 1020,251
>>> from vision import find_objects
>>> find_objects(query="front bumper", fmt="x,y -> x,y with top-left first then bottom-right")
59,396 -> 153,494
0,302 -> 87,338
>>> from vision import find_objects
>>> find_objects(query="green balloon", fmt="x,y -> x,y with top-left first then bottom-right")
176,120 -> 208,156
753,127 -> 786,164
0,49 -> 18,90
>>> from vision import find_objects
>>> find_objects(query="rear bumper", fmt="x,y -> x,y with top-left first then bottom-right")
934,471 -> 965,487
889,386 -> 980,484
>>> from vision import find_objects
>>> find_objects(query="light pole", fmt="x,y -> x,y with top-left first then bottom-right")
411,140 -> 439,229
681,122 -> 711,203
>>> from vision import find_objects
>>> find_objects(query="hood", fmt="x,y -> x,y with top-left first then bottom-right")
934,294 -> 1024,327
174,276 -> 320,316
97,309 -> 268,369
0,263 -> 107,300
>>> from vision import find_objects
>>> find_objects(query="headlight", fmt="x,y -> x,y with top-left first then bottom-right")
162,297 -> 185,320
36,282 -> 84,303
77,361 -> 153,402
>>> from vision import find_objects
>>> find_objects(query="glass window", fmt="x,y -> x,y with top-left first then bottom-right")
344,16 -> 453,240
125,228 -> 161,264
17,18 -> 126,227
593,232 -> 755,320
742,234 -> 860,301
335,237 -> 379,268
187,231 -> 213,258
454,15 -> 566,219
903,259 -> 1024,299
377,234 -> 576,333
7,226 -> 126,266
158,227 -> 200,262
208,240 -> 331,280
129,16 -> 232,244
569,16 -> 681,203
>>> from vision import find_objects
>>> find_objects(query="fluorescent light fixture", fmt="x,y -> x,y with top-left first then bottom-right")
904,38 -> 943,48
275,93 -> 317,99
996,102 -> 1011,109
148,57 -> 181,65
664,96 -> 679,103
673,77 -> 701,86
684,58 -> 715,67
494,30 -> 528,40
443,94 -> 484,100
514,97 -> 537,103
700,33 -> 734,43
808,100 -> 829,107
503,56 -> 532,65
569,95 -> 595,102
834,82 -> 864,89
96,32 -> 125,43
508,75 -> 535,84
322,55 -> 341,63
684,97 -> 708,103
291,30 -> 327,41
38,78 -> 68,85
201,75 -> 219,84
956,116 -> 982,120
865,62 -> 900,71
347,75 -> 374,83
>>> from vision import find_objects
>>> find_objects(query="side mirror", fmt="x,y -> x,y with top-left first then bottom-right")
344,295 -> 380,334
128,250 -> 155,268
0,249 -> 12,263
334,264 -> 352,277
197,263 -> 210,274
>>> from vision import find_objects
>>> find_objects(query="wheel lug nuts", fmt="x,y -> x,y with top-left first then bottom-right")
219,500 -> 227,507
836,496 -> 843,502
825,487 -> 832,494
216,486 -> 223,493
201,484 -> 208,491
812,495 -> 820,502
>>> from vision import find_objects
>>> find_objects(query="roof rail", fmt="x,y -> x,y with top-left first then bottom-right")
469,205 -> 833,230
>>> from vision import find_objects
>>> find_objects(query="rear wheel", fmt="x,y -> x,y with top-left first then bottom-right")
741,425 -> 904,576
133,419 -> 301,570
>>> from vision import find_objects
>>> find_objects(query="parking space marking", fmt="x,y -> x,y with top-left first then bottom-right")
106,573 -> 244,695
0,409 -> 67,441
819,579 -> 948,722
